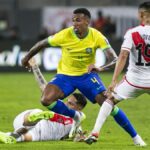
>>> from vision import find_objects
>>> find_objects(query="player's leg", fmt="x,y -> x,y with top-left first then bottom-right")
112,80 -> 147,146
112,105 -> 146,146
91,97 -> 138,141
41,83 -> 64,106
76,72 -> 112,142
10,110 -> 34,139
22,109 -> 55,126
42,74 -> 75,108
42,74 -> 85,138
44,74 -> 83,121
8,109 -> 42,140
0,127 -> 41,143
77,72 -> 114,143
20,124 -> 42,142
85,78 -> 146,146
49,100 -> 76,118
0,131 -> 33,143
9,118 -> 45,143
30,60 -> 83,122
41,83 -> 79,123
76,72 -> 145,145
7,120 -> 58,143
5,129 -> 39,143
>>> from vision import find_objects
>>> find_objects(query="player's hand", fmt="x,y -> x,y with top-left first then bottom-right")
21,56 -> 31,71
88,64 -> 101,73
108,81 -> 117,92
106,81 -> 117,98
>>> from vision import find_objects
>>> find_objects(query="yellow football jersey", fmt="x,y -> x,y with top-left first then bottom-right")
48,26 -> 111,76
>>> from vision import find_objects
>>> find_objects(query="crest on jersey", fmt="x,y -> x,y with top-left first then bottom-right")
86,48 -> 92,54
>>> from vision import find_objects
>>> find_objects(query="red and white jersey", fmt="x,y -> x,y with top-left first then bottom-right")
121,25 -> 150,88
13,109 -> 73,141
30,113 -> 73,141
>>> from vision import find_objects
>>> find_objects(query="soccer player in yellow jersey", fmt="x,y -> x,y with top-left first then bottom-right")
22,8 -> 144,145
22,8 -> 117,105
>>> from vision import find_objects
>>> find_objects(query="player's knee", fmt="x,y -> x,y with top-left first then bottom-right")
95,92 -> 116,105
107,94 -> 117,104
41,84 -> 64,106
41,95 -> 52,106
95,94 -> 106,105
41,92 -> 59,106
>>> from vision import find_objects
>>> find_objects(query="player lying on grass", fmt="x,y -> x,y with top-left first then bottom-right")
0,108 -> 86,144
30,58 -> 146,146
85,1 -> 149,146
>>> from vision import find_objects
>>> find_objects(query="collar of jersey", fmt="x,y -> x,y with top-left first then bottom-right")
71,27 -> 90,40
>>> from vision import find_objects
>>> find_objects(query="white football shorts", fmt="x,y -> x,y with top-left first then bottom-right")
113,78 -> 150,101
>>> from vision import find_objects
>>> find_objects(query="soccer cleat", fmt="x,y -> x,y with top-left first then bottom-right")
84,133 -> 99,145
0,131 -> 16,144
28,111 -> 55,123
69,112 -> 86,138
133,135 -> 147,147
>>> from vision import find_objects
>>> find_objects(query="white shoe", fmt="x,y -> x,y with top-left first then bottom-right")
133,134 -> 147,147
69,112 -> 86,138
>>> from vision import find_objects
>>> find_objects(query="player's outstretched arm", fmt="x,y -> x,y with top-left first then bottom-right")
88,48 -> 118,73
29,58 -> 47,92
22,38 -> 49,69
108,49 -> 129,93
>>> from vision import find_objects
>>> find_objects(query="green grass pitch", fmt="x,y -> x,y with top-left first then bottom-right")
0,72 -> 149,150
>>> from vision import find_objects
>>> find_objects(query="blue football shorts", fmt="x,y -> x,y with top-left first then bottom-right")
48,72 -> 106,103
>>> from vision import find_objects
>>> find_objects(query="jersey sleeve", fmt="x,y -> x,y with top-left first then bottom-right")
96,32 -> 111,51
121,30 -> 132,51
48,31 -> 64,47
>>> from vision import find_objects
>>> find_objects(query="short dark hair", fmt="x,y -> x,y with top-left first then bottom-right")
139,1 -> 150,11
73,8 -> 91,19
72,93 -> 87,109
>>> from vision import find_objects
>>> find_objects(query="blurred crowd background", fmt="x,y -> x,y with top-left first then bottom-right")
0,0 -> 146,71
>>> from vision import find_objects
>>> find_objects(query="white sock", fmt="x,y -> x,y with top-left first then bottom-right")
133,134 -> 146,146
92,100 -> 114,134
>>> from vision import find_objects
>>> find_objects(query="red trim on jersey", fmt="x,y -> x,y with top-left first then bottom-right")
125,76 -> 150,89
49,113 -> 73,125
132,32 -> 150,62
